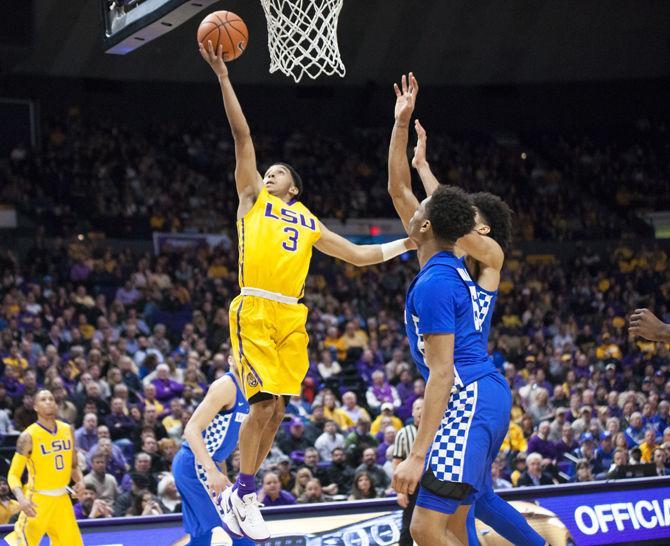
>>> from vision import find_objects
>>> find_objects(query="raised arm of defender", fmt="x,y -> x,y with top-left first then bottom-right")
315,223 -> 413,267
199,41 -> 263,216
388,73 -> 421,232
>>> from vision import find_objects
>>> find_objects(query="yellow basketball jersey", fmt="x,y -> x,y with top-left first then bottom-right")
24,420 -> 73,490
238,187 -> 321,298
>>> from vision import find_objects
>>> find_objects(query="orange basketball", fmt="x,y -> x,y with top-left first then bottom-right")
197,10 -> 248,62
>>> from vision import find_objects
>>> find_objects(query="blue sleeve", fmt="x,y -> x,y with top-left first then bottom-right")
415,274 -> 456,335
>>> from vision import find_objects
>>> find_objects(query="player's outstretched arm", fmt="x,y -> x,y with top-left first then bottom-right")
199,40 -> 262,209
183,376 -> 236,496
456,231 -> 505,272
8,432 -> 37,517
411,119 -> 440,196
315,223 -> 414,266
388,73 -> 420,232
629,308 -> 670,342
393,334 -> 454,495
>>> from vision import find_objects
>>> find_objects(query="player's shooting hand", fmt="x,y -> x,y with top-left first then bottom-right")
199,40 -> 229,79
19,497 -> 37,518
392,453 -> 423,495
206,467 -> 230,497
393,73 -> 419,125
411,119 -> 428,168
629,308 -> 670,342
396,492 -> 409,508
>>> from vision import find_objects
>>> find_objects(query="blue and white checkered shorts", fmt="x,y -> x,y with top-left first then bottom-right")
417,372 -> 511,514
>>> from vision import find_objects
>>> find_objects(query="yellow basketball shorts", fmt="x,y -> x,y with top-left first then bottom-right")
5,492 -> 83,546
229,294 -> 309,399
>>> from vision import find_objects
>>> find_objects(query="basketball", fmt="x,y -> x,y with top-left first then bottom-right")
197,10 -> 248,61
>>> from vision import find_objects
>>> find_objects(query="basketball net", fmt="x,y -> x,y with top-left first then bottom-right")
260,0 -> 346,83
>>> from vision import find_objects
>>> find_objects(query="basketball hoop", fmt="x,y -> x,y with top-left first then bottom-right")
260,0 -> 346,83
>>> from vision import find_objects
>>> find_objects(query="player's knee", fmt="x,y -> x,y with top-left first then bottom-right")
248,397 -> 276,423
410,517 -> 432,546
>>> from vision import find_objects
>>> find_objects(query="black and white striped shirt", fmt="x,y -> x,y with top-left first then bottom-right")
392,424 -> 418,460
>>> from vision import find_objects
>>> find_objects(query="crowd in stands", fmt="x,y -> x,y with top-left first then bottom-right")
0,110 -> 668,521
0,223 -> 669,521
1,110 -> 661,241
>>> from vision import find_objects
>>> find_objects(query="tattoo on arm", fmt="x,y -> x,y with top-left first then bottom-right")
16,432 -> 32,456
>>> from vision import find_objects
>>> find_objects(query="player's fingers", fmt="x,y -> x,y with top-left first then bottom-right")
629,326 -> 639,335
217,43 -> 224,60
401,74 -> 407,94
411,73 -> 419,93
393,83 -> 401,98
407,480 -> 416,495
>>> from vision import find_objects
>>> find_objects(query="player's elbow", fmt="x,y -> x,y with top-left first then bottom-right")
232,127 -> 251,141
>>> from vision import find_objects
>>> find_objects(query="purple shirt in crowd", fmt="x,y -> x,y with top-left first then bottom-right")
259,490 -> 296,506
527,434 -> 557,460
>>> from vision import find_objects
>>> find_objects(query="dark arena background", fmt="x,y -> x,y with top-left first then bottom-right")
1,1 -> 670,545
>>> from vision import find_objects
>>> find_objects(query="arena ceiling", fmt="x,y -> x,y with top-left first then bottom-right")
5,0 -> 670,86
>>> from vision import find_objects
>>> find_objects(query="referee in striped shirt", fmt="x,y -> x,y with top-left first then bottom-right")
392,397 -> 423,546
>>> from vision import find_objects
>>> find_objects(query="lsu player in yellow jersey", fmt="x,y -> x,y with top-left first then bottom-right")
5,390 -> 84,546
199,41 -> 413,540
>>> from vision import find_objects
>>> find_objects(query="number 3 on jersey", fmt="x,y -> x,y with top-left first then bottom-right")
282,227 -> 299,252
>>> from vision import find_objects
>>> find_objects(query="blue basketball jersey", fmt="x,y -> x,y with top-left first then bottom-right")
182,372 -> 249,463
405,251 -> 497,388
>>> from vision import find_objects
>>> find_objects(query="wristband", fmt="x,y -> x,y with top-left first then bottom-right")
381,239 -> 408,262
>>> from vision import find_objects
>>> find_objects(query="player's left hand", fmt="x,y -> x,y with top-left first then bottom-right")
629,308 -> 670,342
393,73 -> 419,125
392,453 -> 424,495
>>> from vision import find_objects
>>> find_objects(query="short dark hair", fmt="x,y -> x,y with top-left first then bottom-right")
426,186 -> 475,244
470,192 -> 513,252
275,162 -> 303,198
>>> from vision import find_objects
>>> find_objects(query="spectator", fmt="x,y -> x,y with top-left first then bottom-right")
574,461 -> 595,483
527,421 -> 557,461
258,472 -> 296,506
0,478 -> 20,524
120,453 -> 157,494
640,428 -> 658,463
161,398 -> 185,439
151,364 -> 184,403
548,407 -> 568,441
105,397 -> 135,442
74,484 -> 114,520
527,388 -> 554,424
371,403 -> 403,435
345,418 -> 377,465
132,406 -> 167,449
75,413 -> 98,452
340,392 -> 371,425
83,452 -> 119,505
600,448 -> 629,479
366,370 -> 401,412
158,438 -> 178,472
625,412 -> 646,447
300,448 -> 337,494
157,474 -> 182,513
87,436 -> 128,483
314,420 -> 345,462
278,417 -> 313,456
52,379 -> 77,424
114,472 -> 151,517
376,426 -> 397,465
653,448 -> 670,476
140,435 -> 166,473
141,384 -> 165,415
297,478 -> 325,504
13,394 -> 37,431
594,432 -> 615,471
348,471 -> 377,500
322,392 -> 354,431
291,468 -> 313,500
491,459 -> 512,489
326,447 -> 355,495
572,406 -> 600,437
317,351 -> 342,381
355,448 -> 390,494
516,453 -> 555,487
132,492 -> 164,516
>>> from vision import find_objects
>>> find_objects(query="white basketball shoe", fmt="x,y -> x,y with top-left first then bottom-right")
229,489 -> 270,541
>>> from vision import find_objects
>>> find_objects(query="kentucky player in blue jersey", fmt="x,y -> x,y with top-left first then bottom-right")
389,73 -> 546,546
392,184 -> 501,545
173,362 -> 252,546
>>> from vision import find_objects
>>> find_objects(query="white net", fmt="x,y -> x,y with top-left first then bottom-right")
260,0 -> 346,83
